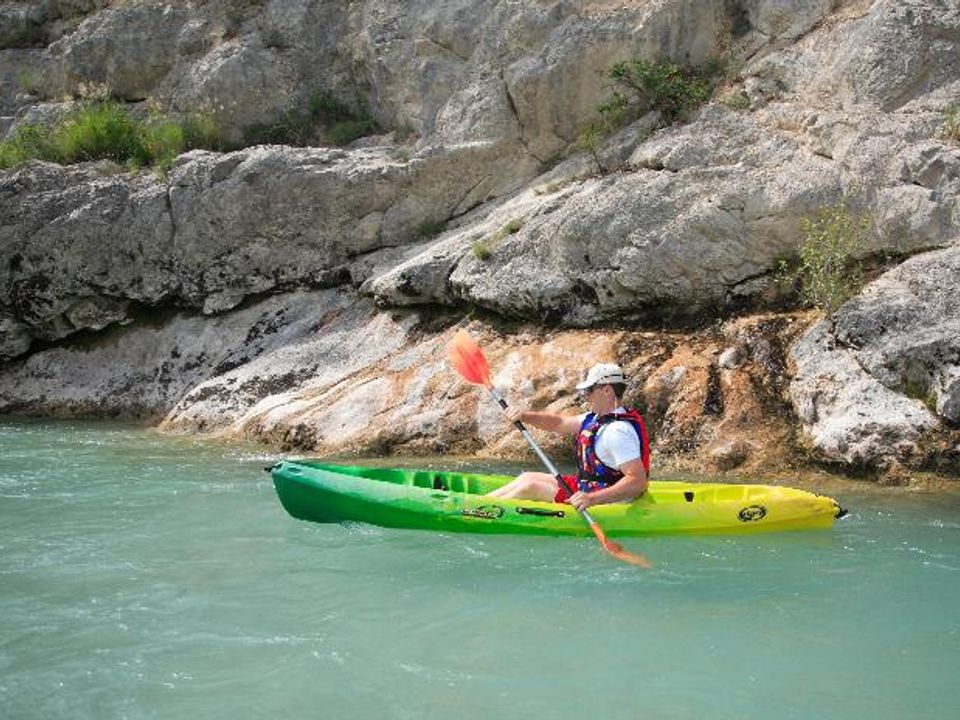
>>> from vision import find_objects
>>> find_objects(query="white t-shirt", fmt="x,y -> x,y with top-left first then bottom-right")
579,407 -> 642,469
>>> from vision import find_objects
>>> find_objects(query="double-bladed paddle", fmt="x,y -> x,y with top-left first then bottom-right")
448,329 -> 651,568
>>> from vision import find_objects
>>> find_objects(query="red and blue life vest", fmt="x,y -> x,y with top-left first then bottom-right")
575,408 -> 650,492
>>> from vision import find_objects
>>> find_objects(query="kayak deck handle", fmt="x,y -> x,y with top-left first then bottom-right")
516,507 -> 566,518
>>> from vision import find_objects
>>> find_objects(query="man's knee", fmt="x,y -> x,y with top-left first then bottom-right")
509,473 -> 555,501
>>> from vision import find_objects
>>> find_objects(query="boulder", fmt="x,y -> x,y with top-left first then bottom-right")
44,2 -> 190,101
790,246 -> 960,467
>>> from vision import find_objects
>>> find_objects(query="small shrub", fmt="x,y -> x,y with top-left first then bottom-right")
181,110 -> 224,151
15,71 -> 40,95
596,92 -> 631,128
0,123 -> 56,168
779,201 -> 871,316
327,117 -> 378,146
471,218 -> 525,261
243,108 -> 314,147
722,90 -> 751,111
140,117 -> 186,172
394,123 -> 417,143
309,91 -> 353,123
54,102 -> 146,164
573,58 -> 721,173
942,102 -> 960,145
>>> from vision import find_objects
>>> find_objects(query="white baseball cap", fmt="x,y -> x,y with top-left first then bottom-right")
575,362 -> 626,390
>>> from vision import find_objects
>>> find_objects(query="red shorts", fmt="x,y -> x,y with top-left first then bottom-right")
554,475 -> 578,504
554,476 -> 611,503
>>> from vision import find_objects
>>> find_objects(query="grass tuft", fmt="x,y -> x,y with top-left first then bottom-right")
942,102 -> 960,145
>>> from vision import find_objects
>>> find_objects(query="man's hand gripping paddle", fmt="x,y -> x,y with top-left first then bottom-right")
448,329 -> 651,568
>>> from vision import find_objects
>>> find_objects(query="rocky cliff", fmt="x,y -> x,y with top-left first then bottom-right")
1,0 -> 958,481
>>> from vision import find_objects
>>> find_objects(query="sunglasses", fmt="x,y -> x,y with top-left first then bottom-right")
577,384 -> 608,402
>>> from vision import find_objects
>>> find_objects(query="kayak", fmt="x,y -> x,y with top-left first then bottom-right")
270,460 -> 846,536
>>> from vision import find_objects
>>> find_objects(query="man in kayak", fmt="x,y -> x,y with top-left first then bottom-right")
487,363 -> 649,511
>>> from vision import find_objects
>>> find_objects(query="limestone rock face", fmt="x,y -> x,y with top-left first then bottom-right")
2,0 -> 960,480
159,292 -> 417,443
796,0 -> 960,111
790,246 -> 960,468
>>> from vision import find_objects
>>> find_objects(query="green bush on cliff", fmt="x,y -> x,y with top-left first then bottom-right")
574,58 -> 720,172
56,102 -> 149,165
0,101 -> 223,172
779,201 -> 871,317
0,123 -> 56,168
242,91 -> 379,148
943,102 -> 960,145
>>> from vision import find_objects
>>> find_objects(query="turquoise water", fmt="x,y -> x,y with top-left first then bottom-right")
1,420 -> 958,720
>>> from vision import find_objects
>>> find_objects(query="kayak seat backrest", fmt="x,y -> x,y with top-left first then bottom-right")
410,470 -> 463,493
409,471 -> 440,490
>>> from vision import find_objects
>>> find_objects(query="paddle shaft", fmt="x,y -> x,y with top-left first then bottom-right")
488,388 -> 604,530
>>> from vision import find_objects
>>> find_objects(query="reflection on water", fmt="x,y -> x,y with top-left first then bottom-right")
0,420 -> 958,720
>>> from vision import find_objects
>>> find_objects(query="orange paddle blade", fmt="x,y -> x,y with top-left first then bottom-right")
448,330 -> 492,388
590,525 -> 652,568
